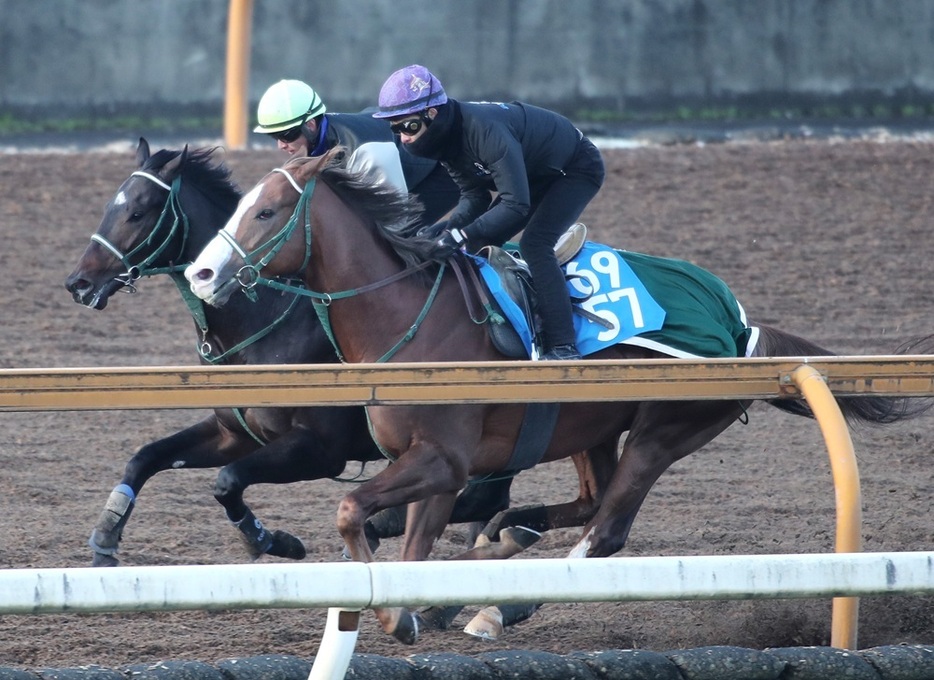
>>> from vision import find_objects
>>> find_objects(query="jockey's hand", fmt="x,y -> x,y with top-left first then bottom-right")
428,228 -> 467,259
417,220 -> 448,239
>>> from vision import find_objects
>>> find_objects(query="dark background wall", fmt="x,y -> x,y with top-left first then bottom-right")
2,0 -> 933,123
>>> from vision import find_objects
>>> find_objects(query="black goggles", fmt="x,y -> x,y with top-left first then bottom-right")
390,117 -> 425,136
270,123 -> 304,143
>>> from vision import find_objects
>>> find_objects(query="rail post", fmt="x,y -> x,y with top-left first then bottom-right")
791,364 -> 861,649
223,0 -> 254,149
308,608 -> 361,680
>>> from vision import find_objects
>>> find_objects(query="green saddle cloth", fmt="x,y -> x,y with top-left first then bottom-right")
620,250 -> 755,359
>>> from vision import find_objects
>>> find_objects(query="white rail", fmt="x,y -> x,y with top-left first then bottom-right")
2,553 -> 933,679
2,553 -> 932,615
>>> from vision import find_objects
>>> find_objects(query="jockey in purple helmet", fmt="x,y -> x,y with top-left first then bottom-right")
374,65 -> 606,361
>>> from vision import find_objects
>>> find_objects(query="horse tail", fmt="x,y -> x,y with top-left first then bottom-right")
752,323 -> 933,426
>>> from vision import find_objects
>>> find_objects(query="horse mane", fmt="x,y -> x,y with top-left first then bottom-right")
282,151 -> 440,282
146,147 -> 242,210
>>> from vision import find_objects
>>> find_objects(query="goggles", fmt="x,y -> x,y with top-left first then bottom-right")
390,117 -> 425,136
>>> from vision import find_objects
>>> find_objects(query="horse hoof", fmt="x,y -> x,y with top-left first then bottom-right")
500,526 -> 542,551
463,606 -> 503,640
391,609 -> 419,645
268,530 -> 307,560
91,553 -> 120,568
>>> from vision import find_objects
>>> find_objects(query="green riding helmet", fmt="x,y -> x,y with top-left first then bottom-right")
254,79 -> 327,134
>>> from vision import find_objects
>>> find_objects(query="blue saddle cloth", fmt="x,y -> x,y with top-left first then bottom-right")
473,241 -> 756,360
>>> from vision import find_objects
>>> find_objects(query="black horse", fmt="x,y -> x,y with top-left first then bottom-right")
64,139 -> 516,567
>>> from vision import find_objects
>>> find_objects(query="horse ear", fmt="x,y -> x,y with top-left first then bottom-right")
160,145 -> 188,182
136,138 -> 151,167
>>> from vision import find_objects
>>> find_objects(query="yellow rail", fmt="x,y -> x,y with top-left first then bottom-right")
2,356 -> 934,412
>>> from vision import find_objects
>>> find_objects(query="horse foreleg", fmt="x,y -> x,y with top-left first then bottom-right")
89,484 -> 137,567
422,445 -> 617,634
90,416 -> 242,567
337,435 -> 469,645
415,524 -> 543,631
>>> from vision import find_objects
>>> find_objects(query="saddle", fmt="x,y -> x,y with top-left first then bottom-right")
451,223 -> 588,358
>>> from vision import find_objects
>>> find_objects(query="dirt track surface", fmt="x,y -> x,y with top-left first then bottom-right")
0,138 -> 933,670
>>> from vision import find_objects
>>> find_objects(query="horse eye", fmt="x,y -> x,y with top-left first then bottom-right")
128,211 -> 146,222
257,209 -> 275,220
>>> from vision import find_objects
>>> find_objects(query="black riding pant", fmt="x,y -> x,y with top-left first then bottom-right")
519,137 -> 605,350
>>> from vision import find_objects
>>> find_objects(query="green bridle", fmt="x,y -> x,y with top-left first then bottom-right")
90,171 -> 189,289
224,167 -> 445,363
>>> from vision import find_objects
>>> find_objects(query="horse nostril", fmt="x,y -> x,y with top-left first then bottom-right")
195,268 -> 213,282
65,277 -> 86,293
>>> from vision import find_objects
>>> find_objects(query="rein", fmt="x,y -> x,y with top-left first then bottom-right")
227,167 -> 444,362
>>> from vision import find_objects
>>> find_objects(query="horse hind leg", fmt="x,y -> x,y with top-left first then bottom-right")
421,444 -> 618,635
474,445 -> 616,542
578,399 -> 749,559
464,402 -> 745,640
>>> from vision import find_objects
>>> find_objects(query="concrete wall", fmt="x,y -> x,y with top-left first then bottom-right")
2,0 -> 933,120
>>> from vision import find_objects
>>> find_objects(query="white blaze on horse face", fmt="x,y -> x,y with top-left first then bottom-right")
185,181 -> 265,296
114,191 -> 127,206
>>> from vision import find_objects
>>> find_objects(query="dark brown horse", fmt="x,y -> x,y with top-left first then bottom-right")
64,139 -> 529,569
184,152 -> 925,644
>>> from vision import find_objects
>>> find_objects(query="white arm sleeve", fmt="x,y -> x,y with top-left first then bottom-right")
346,141 -> 407,194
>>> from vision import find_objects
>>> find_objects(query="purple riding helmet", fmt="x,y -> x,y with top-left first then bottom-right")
372,64 -> 448,119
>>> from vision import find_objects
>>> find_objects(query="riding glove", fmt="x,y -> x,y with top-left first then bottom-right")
428,228 -> 468,259
417,220 -> 448,239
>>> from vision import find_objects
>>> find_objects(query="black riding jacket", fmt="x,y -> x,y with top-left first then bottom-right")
406,99 -> 587,245
313,112 -> 437,189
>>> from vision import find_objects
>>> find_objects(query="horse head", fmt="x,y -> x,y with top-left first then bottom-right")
65,138 -> 236,309
184,152 -> 338,307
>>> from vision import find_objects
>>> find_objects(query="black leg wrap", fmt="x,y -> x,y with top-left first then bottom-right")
366,505 -> 407,541
497,602 -> 543,627
450,477 -> 512,524
416,605 -> 464,630
231,508 -> 274,559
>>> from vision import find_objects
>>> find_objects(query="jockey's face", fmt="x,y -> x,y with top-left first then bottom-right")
389,109 -> 435,144
270,118 -> 318,156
